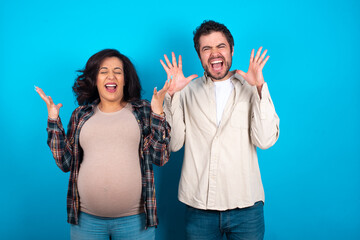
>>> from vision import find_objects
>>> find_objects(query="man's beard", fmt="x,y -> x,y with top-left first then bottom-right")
203,60 -> 232,81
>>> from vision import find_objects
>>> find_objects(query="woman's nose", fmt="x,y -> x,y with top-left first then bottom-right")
107,72 -> 114,79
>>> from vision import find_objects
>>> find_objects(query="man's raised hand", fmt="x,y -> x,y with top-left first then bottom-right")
236,47 -> 269,95
160,52 -> 198,96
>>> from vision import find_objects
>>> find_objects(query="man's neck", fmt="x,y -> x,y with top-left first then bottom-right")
211,71 -> 234,82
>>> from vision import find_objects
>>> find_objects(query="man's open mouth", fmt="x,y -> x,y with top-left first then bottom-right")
210,59 -> 224,72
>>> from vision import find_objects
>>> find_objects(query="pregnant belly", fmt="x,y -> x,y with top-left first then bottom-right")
77,162 -> 143,218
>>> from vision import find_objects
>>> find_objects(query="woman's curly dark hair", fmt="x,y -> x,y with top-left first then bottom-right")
73,49 -> 142,105
193,20 -> 234,57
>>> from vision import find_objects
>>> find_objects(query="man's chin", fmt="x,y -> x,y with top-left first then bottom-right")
206,70 -> 229,81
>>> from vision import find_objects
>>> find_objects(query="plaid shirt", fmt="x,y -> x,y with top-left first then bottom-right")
47,99 -> 170,228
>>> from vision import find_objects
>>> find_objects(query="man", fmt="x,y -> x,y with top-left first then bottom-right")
161,20 -> 280,240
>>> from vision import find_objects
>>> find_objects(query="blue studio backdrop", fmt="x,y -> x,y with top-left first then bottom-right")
1,0 -> 359,239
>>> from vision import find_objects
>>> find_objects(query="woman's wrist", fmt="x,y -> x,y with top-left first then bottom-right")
152,107 -> 164,116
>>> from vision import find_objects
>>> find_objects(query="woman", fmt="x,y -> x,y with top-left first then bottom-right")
35,49 -> 171,239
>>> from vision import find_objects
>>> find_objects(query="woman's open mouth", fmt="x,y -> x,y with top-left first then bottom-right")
105,83 -> 117,93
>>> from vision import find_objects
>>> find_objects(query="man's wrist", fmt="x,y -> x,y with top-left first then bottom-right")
257,82 -> 265,98
168,90 -> 175,97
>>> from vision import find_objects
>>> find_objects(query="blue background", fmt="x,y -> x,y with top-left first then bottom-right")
1,0 -> 359,239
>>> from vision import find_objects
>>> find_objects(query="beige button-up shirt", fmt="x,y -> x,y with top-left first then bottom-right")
164,73 -> 280,210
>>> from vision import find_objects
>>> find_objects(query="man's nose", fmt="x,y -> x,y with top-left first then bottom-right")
210,49 -> 221,56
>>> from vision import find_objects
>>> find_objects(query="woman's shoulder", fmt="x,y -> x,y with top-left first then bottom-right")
129,99 -> 152,119
71,104 -> 94,118
130,99 -> 150,108
73,104 -> 91,112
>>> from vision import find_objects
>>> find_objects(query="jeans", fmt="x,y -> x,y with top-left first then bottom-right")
186,201 -> 265,240
70,212 -> 155,240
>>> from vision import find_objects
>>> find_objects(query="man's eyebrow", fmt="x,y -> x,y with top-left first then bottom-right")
100,67 -> 108,69
202,45 -> 211,50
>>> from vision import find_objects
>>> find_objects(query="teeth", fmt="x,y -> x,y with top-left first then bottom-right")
105,84 -> 117,87
211,60 -> 222,64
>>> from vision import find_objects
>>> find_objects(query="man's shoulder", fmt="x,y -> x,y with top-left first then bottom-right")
186,75 -> 206,91
192,75 -> 206,85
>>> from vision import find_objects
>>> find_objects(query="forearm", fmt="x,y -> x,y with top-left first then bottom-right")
250,83 -> 280,149
47,117 -> 73,172
163,92 -> 186,152
149,112 -> 171,166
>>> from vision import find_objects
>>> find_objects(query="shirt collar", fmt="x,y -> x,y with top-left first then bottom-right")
82,99 -> 100,112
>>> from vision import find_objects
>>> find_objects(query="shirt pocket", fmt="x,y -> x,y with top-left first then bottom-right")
231,102 -> 250,129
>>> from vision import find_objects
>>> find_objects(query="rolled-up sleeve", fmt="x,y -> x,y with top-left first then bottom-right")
46,111 -> 77,172
149,111 -> 171,166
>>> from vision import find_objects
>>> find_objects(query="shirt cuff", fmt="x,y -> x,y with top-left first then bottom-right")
151,111 -> 166,127
47,117 -> 62,131
151,111 -> 166,119
253,83 -> 270,102
255,83 -> 275,120
260,83 -> 270,100
150,112 -> 168,142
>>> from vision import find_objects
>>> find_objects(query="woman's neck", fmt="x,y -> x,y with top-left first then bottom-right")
98,101 -> 127,113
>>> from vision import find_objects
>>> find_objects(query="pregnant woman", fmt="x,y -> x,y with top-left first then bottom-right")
36,49 -> 171,240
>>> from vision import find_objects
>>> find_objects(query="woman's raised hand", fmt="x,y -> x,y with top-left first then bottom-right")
151,79 -> 171,116
160,52 -> 198,96
35,86 -> 63,119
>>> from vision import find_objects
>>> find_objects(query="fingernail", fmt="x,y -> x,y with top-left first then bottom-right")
171,75 -> 173,80
34,85 -> 37,91
155,87 -> 157,90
